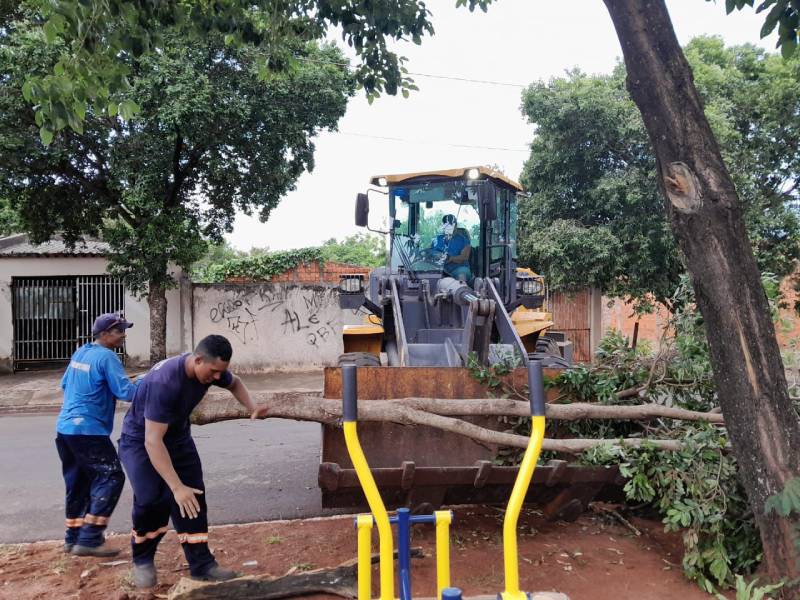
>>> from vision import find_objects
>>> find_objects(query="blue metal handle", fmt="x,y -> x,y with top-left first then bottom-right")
342,364 -> 358,422
527,359 -> 546,417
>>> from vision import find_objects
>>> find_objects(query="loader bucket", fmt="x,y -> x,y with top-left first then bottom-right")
318,366 -> 624,518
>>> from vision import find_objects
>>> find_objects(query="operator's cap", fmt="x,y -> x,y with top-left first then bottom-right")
442,214 -> 457,224
92,313 -> 133,336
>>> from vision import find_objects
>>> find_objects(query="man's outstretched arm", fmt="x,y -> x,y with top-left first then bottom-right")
227,375 -> 268,419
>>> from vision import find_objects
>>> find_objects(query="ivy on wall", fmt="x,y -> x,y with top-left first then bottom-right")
194,247 -> 324,283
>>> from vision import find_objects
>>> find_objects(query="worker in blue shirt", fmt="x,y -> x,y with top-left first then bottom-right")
119,334 -> 268,589
56,312 -> 136,557
432,214 -> 472,281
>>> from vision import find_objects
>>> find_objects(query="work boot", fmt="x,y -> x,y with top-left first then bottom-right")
132,562 -> 157,588
192,562 -> 238,582
63,543 -> 74,554
71,543 -> 120,557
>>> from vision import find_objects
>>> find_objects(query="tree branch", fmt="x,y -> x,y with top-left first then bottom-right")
190,391 -> 717,454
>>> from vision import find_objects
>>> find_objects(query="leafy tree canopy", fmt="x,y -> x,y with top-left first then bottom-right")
10,0 -> 798,141
321,233 -> 387,268
0,197 -> 21,236
0,17 -> 355,295
12,0 -> 433,139
719,0 -> 800,58
518,36 -> 800,308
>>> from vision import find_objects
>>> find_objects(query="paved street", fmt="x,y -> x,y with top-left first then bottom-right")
0,413 -> 330,543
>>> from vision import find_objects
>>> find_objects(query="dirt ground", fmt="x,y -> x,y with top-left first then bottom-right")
0,504 -> 731,600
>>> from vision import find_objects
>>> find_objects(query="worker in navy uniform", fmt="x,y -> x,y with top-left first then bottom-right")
56,312 -> 136,557
118,334 -> 267,588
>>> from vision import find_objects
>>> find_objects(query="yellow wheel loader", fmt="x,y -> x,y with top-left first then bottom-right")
320,167 -> 620,515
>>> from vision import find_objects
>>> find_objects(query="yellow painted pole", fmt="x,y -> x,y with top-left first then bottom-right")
356,514 -> 373,600
344,421 -> 395,600
434,510 -> 452,600
501,415 -> 545,600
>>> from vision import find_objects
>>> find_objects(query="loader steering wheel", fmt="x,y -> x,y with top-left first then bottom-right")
411,247 -> 446,269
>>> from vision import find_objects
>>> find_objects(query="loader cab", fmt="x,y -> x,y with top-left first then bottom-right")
382,169 -> 521,305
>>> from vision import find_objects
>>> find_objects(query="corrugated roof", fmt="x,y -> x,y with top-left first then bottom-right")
0,234 -> 110,257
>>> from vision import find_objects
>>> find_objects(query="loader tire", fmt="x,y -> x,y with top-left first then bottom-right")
337,352 -> 381,367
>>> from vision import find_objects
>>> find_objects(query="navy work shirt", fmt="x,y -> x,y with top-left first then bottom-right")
121,353 -> 233,445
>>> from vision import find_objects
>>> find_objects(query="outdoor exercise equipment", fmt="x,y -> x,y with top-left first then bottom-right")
341,360 -> 547,600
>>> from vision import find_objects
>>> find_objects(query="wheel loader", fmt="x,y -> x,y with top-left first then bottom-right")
319,167 -> 622,516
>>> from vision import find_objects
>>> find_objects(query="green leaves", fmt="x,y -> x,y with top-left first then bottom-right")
39,127 -> 53,145
518,38 -> 800,307
195,248 -> 325,283
17,0 -> 432,139
718,0 -> 800,58
117,99 -> 139,120
714,575 -> 785,600
764,478 -> 800,517
1,23 -> 354,295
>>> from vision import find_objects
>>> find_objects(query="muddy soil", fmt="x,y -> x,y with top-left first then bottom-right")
0,505 -> 726,600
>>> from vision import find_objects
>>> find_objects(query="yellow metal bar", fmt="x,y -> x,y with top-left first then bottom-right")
434,510 -> 452,600
344,421 -> 395,600
356,514 -> 373,600
501,415 -> 546,600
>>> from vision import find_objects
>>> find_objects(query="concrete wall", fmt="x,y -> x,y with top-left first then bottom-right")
192,283 -> 363,371
0,256 -> 187,371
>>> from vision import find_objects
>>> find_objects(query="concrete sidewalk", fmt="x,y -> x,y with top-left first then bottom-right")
0,368 -> 323,415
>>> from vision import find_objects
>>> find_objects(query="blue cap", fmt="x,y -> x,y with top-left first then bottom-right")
92,313 -> 133,336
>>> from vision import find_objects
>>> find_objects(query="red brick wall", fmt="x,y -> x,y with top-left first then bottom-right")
602,297 -> 671,350
224,261 -> 371,284
602,266 -> 800,351
777,271 -> 800,348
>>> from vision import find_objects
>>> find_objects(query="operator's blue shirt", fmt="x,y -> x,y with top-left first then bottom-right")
56,343 -> 136,436
121,353 -> 233,445
432,233 -> 468,258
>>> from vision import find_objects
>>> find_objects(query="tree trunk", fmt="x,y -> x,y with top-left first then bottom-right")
602,0 -> 800,586
190,390 -> 720,453
148,280 -> 168,364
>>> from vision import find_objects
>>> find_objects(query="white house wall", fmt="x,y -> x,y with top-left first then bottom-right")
0,256 -> 186,372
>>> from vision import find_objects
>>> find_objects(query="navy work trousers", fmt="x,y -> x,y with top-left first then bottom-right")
55,433 -> 125,548
118,434 -> 215,577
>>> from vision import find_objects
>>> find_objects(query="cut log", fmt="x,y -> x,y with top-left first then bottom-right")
191,392 -> 713,453
193,392 -> 723,425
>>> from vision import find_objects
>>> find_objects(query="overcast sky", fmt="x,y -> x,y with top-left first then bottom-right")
226,1 -> 774,252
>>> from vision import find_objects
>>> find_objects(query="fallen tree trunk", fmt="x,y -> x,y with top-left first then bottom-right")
191,391 -> 710,453
193,391 -> 724,425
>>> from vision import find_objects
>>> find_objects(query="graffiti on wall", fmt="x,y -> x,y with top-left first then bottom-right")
204,285 -> 341,349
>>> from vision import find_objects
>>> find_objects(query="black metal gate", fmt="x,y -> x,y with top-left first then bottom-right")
11,276 -> 125,370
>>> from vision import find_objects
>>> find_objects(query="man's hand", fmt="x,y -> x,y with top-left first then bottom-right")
172,484 -> 203,519
250,406 -> 269,420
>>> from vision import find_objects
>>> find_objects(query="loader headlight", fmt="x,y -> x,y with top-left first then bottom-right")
466,167 -> 480,180
339,274 -> 364,294
518,278 -> 543,296
377,177 -> 388,187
